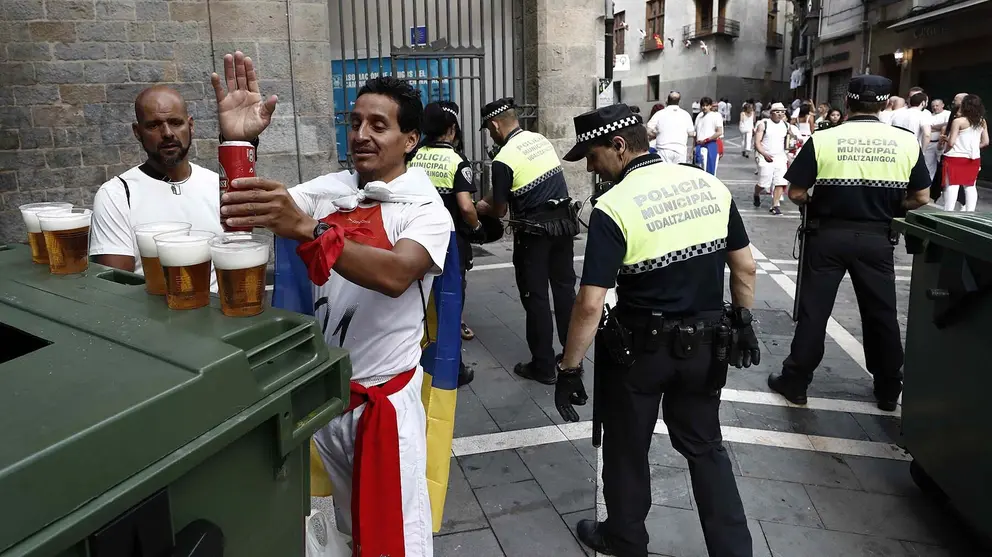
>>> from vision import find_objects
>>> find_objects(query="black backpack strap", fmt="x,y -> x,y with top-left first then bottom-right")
117,176 -> 130,208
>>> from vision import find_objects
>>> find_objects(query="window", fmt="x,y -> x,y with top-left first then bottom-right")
646,0 -> 664,39
613,11 -> 626,56
767,0 -> 778,38
613,81 -> 622,103
647,75 -> 660,101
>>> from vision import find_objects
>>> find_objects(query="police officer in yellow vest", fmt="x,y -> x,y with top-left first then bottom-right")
768,75 -> 931,412
553,104 -> 760,557
409,101 -> 483,386
476,97 -> 579,385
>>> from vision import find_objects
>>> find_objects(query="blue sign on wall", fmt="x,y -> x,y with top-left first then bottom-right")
331,57 -> 452,161
411,26 -> 428,46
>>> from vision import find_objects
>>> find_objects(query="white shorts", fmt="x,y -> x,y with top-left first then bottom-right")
313,367 -> 433,557
758,158 -> 788,192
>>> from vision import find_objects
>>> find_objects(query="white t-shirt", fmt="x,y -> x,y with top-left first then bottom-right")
758,119 -> 789,159
647,105 -> 695,153
695,111 -> 723,143
90,163 -> 225,292
289,171 -> 451,383
890,106 -> 930,147
930,110 -> 951,141
879,110 -> 895,125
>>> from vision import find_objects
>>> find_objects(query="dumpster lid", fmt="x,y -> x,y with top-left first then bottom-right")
0,256 -> 332,553
895,211 -> 992,260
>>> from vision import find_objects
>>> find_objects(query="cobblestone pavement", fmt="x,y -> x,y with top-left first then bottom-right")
314,129 -> 988,556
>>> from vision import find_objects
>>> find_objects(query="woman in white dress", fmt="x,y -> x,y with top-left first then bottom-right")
739,103 -> 755,157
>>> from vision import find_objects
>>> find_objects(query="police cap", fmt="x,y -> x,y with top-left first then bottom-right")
563,104 -> 643,162
480,97 -> 515,129
848,74 -> 892,103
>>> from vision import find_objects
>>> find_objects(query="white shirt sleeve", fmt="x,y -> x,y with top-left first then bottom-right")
89,179 -> 135,257
397,201 -> 452,275
646,111 -> 662,135
684,112 -> 695,136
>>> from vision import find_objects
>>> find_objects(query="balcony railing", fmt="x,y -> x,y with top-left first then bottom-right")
642,34 -> 665,52
766,31 -> 784,49
682,18 -> 741,41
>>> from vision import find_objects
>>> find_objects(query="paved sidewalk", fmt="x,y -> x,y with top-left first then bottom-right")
315,130 -> 987,556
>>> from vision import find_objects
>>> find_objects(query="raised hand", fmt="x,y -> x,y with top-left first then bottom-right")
212,51 -> 278,142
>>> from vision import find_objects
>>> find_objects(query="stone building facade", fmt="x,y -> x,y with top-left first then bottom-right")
0,0 -> 340,242
0,0 -> 599,243
609,0 -> 793,117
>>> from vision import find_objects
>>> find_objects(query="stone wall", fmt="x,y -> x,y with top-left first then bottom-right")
0,0 -> 336,243
528,0 -> 599,200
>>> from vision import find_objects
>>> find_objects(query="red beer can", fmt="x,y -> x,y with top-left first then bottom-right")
219,141 -> 256,232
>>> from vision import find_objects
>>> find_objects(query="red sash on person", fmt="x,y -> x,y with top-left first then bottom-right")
346,368 -> 416,557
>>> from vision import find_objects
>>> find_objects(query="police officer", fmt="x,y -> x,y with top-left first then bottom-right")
767,75 -> 931,411
409,101 -> 484,386
476,97 -> 578,385
554,104 -> 760,557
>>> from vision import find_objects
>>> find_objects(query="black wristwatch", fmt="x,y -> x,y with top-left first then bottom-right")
313,222 -> 330,240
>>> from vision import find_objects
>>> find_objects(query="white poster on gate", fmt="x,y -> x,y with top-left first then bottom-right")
597,79 -> 614,108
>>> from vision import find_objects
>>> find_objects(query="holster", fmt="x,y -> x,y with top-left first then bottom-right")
599,305 -> 635,367
513,198 -> 580,238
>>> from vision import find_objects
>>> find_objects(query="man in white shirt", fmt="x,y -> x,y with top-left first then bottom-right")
693,97 -> 724,175
754,103 -> 792,215
89,86 -> 232,292
927,98 -> 951,180
879,96 -> 904,125
890,91 -> 931,158
217,52 -> 447,557
646,91 -> 695,163
718,98 -> 727,122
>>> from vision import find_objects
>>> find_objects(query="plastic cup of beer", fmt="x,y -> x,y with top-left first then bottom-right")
19,202 -> 73,265
37,208 -> 92,275
133,222 -> 192,295
209,233 -> 269,317
154,230 -> 216,310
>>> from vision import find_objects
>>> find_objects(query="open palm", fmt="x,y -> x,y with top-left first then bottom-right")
211,51 -> 278,141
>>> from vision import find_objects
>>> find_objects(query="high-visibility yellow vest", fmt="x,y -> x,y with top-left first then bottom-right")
812,120 -> 920,189
409,145 -> 462,194
493,130 -> 564,197
595,159 -> 733,275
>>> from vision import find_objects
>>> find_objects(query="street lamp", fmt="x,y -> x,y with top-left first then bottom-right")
894,49 -> 905,66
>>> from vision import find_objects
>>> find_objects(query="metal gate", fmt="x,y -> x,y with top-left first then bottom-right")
328,0 -> 535,195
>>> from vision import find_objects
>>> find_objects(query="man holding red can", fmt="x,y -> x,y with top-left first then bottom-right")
89,82 -> 266,292
214,51 -> 449,557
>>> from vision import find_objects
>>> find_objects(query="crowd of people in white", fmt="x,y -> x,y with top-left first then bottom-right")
643,88 -> 988,213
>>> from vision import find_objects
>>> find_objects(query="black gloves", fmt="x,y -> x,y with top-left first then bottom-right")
728,307 -> 761,369
554,358 -> 588,423
466,223 -> 487,244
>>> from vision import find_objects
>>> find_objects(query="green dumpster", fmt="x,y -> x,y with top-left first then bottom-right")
891,210 -> 992,541
0,243 -> 350,557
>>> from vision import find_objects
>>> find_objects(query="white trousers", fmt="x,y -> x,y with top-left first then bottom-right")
741,131 -> 753,152
314,367 -> 433,557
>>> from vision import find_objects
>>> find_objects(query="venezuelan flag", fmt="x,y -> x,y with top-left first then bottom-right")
273,233 -> 460,532
418,230 -> 461,532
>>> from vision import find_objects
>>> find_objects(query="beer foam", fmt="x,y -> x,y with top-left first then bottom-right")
134,222 -> 191,257
157,236 -> 212,267
211,241 -> 269,270
20,203 -> 72,233
37,209 -> 92,232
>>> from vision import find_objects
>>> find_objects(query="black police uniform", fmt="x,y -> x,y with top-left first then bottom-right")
771,75 -> 931,407
564,105 -> 753,557
482,98 -> 577,383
